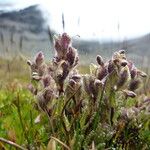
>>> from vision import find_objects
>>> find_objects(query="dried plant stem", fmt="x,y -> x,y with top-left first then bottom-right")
51,136 -> 70,150
16,93 -> 30,148
0,137 -> 27,150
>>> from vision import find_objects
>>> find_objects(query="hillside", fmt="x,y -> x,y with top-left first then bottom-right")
0,5 -> 150,66
0,5 -> 46,33
0,5 -> 53,58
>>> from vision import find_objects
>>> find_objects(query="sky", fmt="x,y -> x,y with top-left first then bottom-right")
0,0 -> 150,41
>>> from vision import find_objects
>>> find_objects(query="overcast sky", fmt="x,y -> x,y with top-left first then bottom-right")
0,0 -> 150,40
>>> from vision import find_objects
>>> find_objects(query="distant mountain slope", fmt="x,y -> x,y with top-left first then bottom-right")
0,5 -> 47,33
72,34 -> 150,66
0,5 -> 150,66
0,5 -> 54,58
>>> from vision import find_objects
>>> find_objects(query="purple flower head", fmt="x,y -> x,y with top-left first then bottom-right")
38,64 -> 47,76
36,88 -> 54,111
66,47 -> 77,66
42,75 -> 52,87
123,89 -> 136,98
96,55 -> 104,66
60,33 -> 71,50
83,75 -> 101,100
137,70 -> 147,78
127,61 -> 138,79
35,51 -> 44,66
120,60 -> 128,67
130,69 -> 137,79
129,79 -> 141,91
54,33 -> 71,59
117,66 -> 130,89
43,88 -> 54,104
107,60 -> 115,73
97,66 -> 108,80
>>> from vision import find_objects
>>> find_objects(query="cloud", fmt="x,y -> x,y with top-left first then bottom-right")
1,0 -> 150,40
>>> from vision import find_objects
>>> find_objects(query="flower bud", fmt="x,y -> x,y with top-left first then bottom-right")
61,33 -> 71,50
118,50 -> 125,54
144,98 -> 150,104
42,75 -> 52,87
107,60 -> 115,73
66,47 -> 77,66
27,60 -> 32,66
54,40 -> 64,59
96,55 -> 104,66
43,88 -> 54,104
123,89 -> 136,98
129,79 -> 141,91
137,70 -> 147,77
119,50 -> 126,59
97,66 -> 107,80
35,51 -> 44,66
27,61 -> 38,73
121,60 -> 128,67
117,66 -> 130,89
38,64 -> 47,76
130,69 -> 137,79
62,66 -> 70,80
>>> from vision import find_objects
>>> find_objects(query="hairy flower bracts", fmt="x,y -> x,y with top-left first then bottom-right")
52,33 -> 79,95
27,33 -> 149,149
27,51 -> 56,114
27,33 -> 79,114
83,75 -> 103,103
65,72 -> 82,102
88,50 -> 146,99
27,51 -> 47,80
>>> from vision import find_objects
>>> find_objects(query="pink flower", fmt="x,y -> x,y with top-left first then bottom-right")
35,51 -> 44,66
60,33 -> 71,50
